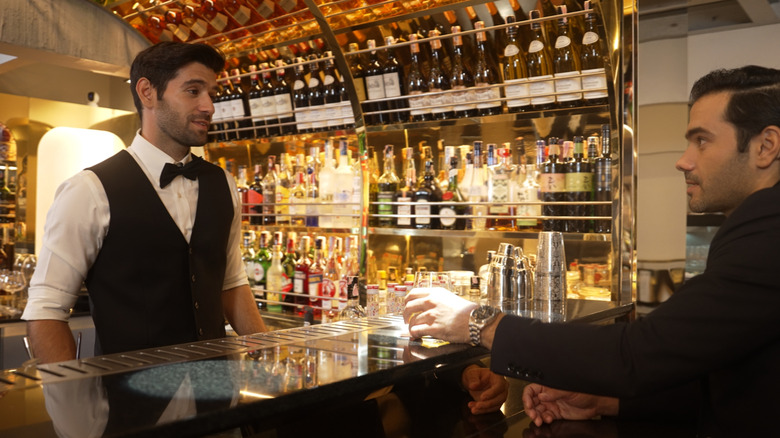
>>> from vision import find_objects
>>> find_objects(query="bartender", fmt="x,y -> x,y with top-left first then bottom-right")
22,42 -> 267,363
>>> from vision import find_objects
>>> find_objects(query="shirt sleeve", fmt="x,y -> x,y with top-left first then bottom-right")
221,169 -> 249,291
22,171 -> 109,322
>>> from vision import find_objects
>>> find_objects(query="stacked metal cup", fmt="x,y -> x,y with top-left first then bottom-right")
534,231 -> 567,318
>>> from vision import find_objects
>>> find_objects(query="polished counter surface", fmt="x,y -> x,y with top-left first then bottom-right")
0,301 -> 695,438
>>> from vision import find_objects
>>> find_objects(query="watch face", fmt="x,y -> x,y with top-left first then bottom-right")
474,305 -> 498,324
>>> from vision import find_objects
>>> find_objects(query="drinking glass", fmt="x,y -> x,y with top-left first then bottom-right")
1,270 -> 25,309
413,271 -> 453,292
22,254 -> 37,284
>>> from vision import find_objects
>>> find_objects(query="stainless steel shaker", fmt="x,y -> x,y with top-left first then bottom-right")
512,246 -> 533,312
486,243 -> 517,312
534,231 -> 567,316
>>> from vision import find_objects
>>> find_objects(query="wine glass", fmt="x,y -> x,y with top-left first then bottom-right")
21,254 -> 37,284
1,270 -> 26,309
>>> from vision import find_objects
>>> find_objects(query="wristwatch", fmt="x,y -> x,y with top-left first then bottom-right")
468,305 -> 500,347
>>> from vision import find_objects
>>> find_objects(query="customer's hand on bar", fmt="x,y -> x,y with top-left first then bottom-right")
522,383 -> 619,426
462,364 -> 509,414
403,287 -> 477,344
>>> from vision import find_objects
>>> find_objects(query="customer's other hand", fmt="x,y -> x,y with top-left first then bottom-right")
462,364 -> 509,414
522,383 -> 619,427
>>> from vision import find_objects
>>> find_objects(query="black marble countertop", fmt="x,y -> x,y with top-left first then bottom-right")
0,301 -> 684,438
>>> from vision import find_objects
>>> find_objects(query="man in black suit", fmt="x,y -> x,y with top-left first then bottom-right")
404,65 -> 780,436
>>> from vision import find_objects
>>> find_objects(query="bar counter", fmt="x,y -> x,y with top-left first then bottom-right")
0,301 -> 695,437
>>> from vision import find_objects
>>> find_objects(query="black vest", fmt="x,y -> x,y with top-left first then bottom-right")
86,150 -> 233,355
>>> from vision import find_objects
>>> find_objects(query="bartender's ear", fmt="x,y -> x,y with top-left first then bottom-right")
754,125 -> 780,168
136,77 -> 156,110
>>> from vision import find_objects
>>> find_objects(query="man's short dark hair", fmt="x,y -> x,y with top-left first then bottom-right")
130,42 -> 225,119
690,65 -> 780,152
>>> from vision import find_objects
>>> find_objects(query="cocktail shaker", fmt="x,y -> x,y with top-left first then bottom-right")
534,231 -> 567,316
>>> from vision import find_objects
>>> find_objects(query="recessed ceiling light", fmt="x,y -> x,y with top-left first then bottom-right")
0,53 -> 17,65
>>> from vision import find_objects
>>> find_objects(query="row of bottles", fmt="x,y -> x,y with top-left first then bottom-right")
241,229 -> 363,323
369,124 -> 612,233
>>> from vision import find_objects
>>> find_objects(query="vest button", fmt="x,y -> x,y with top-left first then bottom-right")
198,328 -> 204,336
189,248 -> 193,255
192,274 -> 196,282
194,301 -> 199,309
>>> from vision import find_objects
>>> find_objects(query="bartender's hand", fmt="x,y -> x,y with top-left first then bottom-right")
522,383 -> 619,426
462,364 -> 509,414
403,287 -> 477,344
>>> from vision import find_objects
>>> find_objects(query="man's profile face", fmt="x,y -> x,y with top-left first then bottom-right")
154,62 -> 218,148
676,91 -> 755,217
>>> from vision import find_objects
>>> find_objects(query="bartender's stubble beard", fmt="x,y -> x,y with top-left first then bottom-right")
155,96 -> 210,150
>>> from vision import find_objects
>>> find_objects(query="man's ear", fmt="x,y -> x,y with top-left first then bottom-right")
755,125 -> 780,169
135,77 -> 156,110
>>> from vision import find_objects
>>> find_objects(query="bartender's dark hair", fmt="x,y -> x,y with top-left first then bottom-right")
690,65 -> 780,153
130,42 -> 225,119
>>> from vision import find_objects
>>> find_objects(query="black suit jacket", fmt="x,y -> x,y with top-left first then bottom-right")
490,183 -> 780,437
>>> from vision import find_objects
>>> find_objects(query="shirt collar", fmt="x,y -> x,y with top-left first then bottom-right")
127,131 -> 192,183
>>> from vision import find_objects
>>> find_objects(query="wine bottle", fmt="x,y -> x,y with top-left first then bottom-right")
553,5 -> 583,108
473,21 -> 503,116
382,36 -> 406,124
449,26 -> 478,118
428,29 -> 454,120
396,147 -> 417,228
281,236 -> 297,313
440,156 -> 466,230
526,10 -> 556,110
364,39 -> 388,125
259,63 -> 280,136
261,155 -> 277,225
253,231 -> 272,307
322,52 -> 343,131
347,42 -> 370,125
247,65 -> 265,138
306,167 -> 319,227
307,237 -> 326,317
540,142 -> 566,232
376,145 -> 400,227
248,164 -> 264,225
229,68 -> 253,140
414,160 -> 442,229
275,155 -> 291,225
292,59 -> 311,133
467,141 -> 488,230
406,34 -> 431,122
594,125 -> 612,233
503,16 -> 531,113
565,136 -> 592,232
273,60 -> 296,134
581,1 -> 609,105
307,55 -> 327,132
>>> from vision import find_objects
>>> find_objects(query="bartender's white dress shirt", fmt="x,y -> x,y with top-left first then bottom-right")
22,132 -> 246,322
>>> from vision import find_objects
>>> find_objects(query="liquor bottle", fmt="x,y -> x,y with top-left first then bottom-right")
365,284 -> 380,316
503,16 -> 531,113
439,156 -> 466,230
334,138 -> 354,228
406,34 -> 431,122
449,26 -> 478,118
364,39 -> 388,125
339,236 -> 360,313
565,137 -> 592,233
253,231 -> 272,307
460,151 -> 474,198
396,147 -> 416,228
338,70 -> 355,129
428,29 -> 454,120
259,63 -> 279,136
465,7 -> 499,72
265,241 -> 284,312
273,60 -> 296,134
181,4 -> 219,40
594,125 -> 612,233
540,142 -> 566,231
486,143 -> 496,167
338,277 -> 366,320
275,155 -> 291,225
526,10 -> 556,110
443,10 -> 476,62
241,231 -> 256,286
322,52 -> 343,131
414,160 -> 442,229
350,150 -> 363,228
293,235 -> 312,316
488,147 -> 516,230
553,5 -> 583,108
473,22 -> 503,116
318,140 -> 336,228
162,7 -> 193,42
382,36 -> 406,124
248,164 -> 263,225
281,236 -> 297,313
467,141 -> 488,230
322,237 -> 341,323
376,145 -> 400,227
347,43 -> 370,124
307,237 -> 326,317
246,65 -> 265,138
146,12 -> 174,43
580,1 -> 609,105
292,59 -> 311,133
516,163 -> 541,230
198,0 -> 249,40
236,165 -> 250,223
261,156 -> 277,225
289,170 -> 306,226
307,56 -> 327,132
508,0 -> 535,50
367,146 -> 379,227
229,68 -> 253,140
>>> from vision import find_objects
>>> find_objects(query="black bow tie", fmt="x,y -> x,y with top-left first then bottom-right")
159,155 -> 205,188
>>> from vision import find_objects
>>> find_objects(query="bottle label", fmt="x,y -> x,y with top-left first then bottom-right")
415,200 -> 431,225
209,13 -> 229,32
340,101 -> 354,124
219,100 -> 231,122
169,24 -> 191,42
583,31 -> 599,45
489,174 -> 510,214
323,74 -> 335,86
190,18 -> 208,38
231,5 -> 251,25
275,94 -> 294,118
308,77 -> 320,89
439,206 -> 457,227
528,40 -> 544,54
365,75 -> 386,100
294,270 -> 306,293
279,0 -> 297,13
555,35 -> 571,49
408,91 -> 430,116
383,72 -> 402,98
540,173 -> 566,192
260,95 -> 277,121
566,172 -> 594,192
322,278 -> 336,299
229,99 -> 245,119
248,189 -> 263,214
504,44 -> 521,57
249,97 -> 263,122
255,0 -> 275,18
516,185 -> 541,226
554,71 -> 583,102
429,89 -> 453,114
377,191 -> 394,216
475,85 -> 501,110
451,85 -> 477,112
504,78 -> 530,108
582,68 -> 608,99
397,196 -> 412,226
308,272 -> 322,301
253,263 -> 265,283
354,77 -> 367,102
